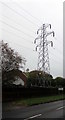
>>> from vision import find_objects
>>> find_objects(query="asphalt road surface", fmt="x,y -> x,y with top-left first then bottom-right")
2,100 -> 65,119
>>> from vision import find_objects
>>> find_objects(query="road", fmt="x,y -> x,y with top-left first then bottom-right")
2,100 -> 65,119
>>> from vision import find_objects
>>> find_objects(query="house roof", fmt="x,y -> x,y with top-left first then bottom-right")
3,69 -> 27,86
14,69 -> 27,84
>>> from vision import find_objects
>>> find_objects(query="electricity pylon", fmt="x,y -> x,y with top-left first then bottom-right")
34,23 -> 55,74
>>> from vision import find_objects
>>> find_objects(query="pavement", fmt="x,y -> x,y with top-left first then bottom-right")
2,100 -> 65,119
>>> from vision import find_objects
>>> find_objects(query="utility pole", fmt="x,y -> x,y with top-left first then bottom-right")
34,23 -> 55,74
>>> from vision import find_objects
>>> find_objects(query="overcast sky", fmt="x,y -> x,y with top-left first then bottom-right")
0,0 -> 63,78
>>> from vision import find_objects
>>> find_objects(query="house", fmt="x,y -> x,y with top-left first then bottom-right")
13,69 -> 27,86
2,69 -> 27,86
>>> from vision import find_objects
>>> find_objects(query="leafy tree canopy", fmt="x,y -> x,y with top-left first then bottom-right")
1,40 -> 26,85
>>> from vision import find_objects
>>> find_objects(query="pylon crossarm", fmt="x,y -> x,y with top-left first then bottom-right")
44,24 -> 51,29
46,31 -> 55,37
37,27 -> 42,34
34,23 -> 55,74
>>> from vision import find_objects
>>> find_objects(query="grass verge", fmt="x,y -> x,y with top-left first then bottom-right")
11,94 -> 65,107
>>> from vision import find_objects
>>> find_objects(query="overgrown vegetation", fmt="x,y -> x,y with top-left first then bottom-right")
7,94 -> 65,107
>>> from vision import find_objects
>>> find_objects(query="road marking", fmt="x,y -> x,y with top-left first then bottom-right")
24,114 -> 42,120
56,106 -> 65,110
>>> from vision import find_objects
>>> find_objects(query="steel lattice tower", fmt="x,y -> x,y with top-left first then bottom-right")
34,24 -> 55,74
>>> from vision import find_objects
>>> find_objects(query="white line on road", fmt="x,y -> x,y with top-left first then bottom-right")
24,114 -> 42,120
56,106 -> 65,110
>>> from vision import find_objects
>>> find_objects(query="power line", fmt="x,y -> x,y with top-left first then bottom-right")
34,23 -> 55,74
1,25 -> 63,59
2,14 -> 36,34
4,39 -> 62,64
0,1 -> 63,55
1,26 -> 63,61
2,40 -> 61,73
2,37 -> 62,65
1,28 -> 33,44
0,19 -> 35,38
0,1 -> 39,27
1,28 -> 63,63
1,21 -> 63,60
14,1 -> 42,25
2,39 -> 35,52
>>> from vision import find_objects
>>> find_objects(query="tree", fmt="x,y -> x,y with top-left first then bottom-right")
26,70 -> 53,87
1,40 -> 25,85
54,77 -> 65,87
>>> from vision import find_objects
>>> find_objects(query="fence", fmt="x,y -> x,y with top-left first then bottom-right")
2,86 -> 64,102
